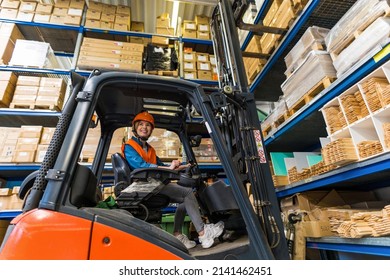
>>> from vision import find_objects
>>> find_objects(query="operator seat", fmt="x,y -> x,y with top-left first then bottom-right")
111,152 -> 171,222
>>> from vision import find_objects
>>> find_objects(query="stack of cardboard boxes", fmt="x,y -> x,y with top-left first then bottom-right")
77,37 -> 144,72
152,13 -> 174,46
182,15 -> 210,40
85,1 -> 130,31
0,0 -> 85,25
9,76 -> 66,111
0,71 -> 17,108
183,51 -> 216,81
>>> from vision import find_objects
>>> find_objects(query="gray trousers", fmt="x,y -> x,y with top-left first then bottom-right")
158,183 -> 204,233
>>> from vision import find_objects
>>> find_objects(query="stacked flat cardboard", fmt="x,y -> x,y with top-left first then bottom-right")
77,37 -> 144,72
284,26 -> 330,77
281,50 -> 337,110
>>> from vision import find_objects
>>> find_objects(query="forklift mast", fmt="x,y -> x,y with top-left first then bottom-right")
210,0 -> 289,259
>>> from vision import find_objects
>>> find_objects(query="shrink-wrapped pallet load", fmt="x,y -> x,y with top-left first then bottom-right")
325,0 -> 390,59
333,17 -> 390,77
281,50 -> 336,111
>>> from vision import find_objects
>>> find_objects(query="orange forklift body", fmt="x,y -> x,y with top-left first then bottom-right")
0,209 -> 182,260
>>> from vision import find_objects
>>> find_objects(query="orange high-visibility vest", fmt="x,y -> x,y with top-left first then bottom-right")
122,138 -> 157,164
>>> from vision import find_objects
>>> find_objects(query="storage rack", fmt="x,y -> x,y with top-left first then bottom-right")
2,0 -> 390,259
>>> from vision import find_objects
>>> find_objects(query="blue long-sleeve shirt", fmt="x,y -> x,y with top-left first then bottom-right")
123,136 -> 166,169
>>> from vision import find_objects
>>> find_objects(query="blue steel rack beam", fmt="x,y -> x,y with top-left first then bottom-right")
265,43 -> 390,147
306,237 -> 390,257
275,152 -> 390,198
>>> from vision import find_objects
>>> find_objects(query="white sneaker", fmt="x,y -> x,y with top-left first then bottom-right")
199,222 -> 224,249
176,233 -> 196,249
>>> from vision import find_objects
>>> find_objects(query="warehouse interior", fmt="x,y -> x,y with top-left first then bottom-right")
1,0 -> 390,261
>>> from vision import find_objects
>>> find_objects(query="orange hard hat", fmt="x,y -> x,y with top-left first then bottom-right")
132,111 -> 155,128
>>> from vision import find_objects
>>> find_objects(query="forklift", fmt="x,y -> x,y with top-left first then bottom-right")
0,0 -> 289,260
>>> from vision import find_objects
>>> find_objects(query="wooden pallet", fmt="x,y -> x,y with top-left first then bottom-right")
289,76 -> 335,115
273,112 -> 290,128
34,104 -> 61,111
144,70 -> 178,77
9,102 -> 35,109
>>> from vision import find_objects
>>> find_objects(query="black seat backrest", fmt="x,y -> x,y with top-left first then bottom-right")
111,152 -> 133,185
70,164 -> 100,208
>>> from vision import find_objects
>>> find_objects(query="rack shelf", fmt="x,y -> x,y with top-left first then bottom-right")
264,43 -> 390,152
307,237 -> 390,257
242,0 -> 320,93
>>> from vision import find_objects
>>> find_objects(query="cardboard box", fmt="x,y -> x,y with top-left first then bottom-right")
86,9 -> 101,20
19,2 -> 37,12
183,30 -> 197,39
36,4 -> 53,14
12,150 -> 36,163
151,36 -> 169,45
50,15 -> 65,24
195,15 -> 210,25
197,31 -> 210,40
196,53 -> 209,62
19,126 -> 43,138
16,11 -> 34,22
116,5 -> 130,16
115,14 -> 131,26
302,220 -> 333,237
100,21 -> 113,30
0,0 -> 20,9
40,128 -> 56,144
197,70 -> 212,80
183,61 -> 195,71
0,22 -> 24,42
131,21 -> 144,32
0,8 -> 18,19
102,3 -> 116,14
101,13 -> 115,23
88,1 -> 103,12
197,61 -> 211,71
52,7 -> 68,16
55,0 -> 70,8
64,15 -> 81,26
69,0 -> 85,10
35,144 -> 49,162
113,23 -> 128,31
183,52 -> 195,62
33,13 -> 51,23
183,21 -> 197,31
85,19 -> 100,28
156,17 -> 170,28
0,80 -> 15,107
40,77 -> 66,88
68,8 -> 83,17
183,71 -> 197,80
0,71 -> 17,84
197,24 -> 210,32
17,76 -> 41,87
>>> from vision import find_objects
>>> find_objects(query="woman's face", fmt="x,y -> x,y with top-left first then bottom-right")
135,120 -> 153,139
